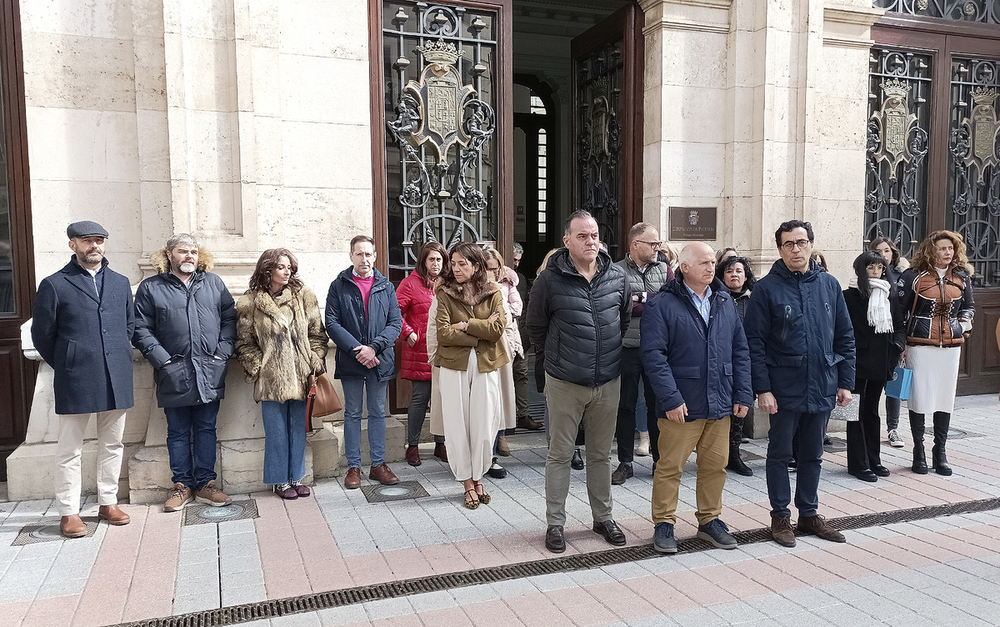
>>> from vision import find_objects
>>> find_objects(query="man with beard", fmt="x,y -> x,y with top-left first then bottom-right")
133,233 -> 237,511
32,221 -> 135,537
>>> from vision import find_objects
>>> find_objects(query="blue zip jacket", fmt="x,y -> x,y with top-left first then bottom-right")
325,267 -> 402,382
640,276 -> 752,420
743,259 -> 855,413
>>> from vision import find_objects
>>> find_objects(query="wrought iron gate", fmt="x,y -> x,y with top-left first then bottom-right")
382,2 -> 499,277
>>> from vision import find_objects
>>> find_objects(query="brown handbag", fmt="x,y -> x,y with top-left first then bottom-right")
306,373 -> 343,421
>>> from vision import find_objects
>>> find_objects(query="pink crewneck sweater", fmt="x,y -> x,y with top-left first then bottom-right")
352,273 -> 375,316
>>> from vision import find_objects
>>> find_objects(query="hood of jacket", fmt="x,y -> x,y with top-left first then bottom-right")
150,247 -> 215,274
549,246 -> 613,278
435,276 -> 501,307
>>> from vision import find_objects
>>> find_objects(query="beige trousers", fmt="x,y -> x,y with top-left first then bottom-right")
55,410 -> 127,516
439,350 -> 502,482
651,416 -> 730,526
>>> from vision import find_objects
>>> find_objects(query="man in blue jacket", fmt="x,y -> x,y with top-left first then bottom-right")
326,235 -> 402,489
32,221 -> 135,537
133,233 -> 237,512
743,220 -> 856,547
640,242 -> 752,553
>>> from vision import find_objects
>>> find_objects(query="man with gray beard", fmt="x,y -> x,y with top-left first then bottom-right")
133,233 -> 237,511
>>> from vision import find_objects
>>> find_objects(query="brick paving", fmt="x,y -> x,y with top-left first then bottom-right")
0,393 -> 997,626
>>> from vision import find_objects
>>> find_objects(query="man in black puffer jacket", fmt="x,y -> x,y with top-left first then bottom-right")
133,233 -> 237,512
527,210 -> 631,554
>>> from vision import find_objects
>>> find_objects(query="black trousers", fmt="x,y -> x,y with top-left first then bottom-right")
846,378 -> 884,473
615,347 -> 660,464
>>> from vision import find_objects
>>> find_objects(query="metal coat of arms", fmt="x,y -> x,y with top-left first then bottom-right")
960,86 -> 1000,184
869,79 -> 919,181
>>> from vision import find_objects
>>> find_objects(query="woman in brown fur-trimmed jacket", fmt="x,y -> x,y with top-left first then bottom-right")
434,242 -> 509,509
235,248 -> 328,499
898,230 -> 974,477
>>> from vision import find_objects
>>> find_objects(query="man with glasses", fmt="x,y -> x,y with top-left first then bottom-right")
744,220 -> 855,548
612,223 -> 673,484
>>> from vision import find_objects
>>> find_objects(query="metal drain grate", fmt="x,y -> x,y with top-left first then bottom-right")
360,481 -> 429,503
13,519 -> 100,545
182,499 -> 259,527
111,495 -> 1000,627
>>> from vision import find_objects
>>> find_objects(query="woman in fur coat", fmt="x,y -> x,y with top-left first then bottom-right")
235,249 -> 329,499
434,243 -> 509,509
483,248 -> 521,476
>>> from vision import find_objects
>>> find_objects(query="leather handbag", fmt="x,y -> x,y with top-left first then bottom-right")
884,366 -> 912,400
305,372 -> 343,423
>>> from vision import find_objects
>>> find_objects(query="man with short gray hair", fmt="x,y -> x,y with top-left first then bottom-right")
133,233 -> 237,511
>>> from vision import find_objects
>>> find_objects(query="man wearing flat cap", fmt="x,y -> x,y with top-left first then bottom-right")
32,221 -> 135,537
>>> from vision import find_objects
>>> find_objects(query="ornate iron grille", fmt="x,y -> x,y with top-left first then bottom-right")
864,49 -> 932,258
383,2 -> 498,278
947,57 -> 1000,287
874,0 -> 1000,24
576,42 -> 624,261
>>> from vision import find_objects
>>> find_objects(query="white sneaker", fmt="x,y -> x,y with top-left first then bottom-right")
888,429 -> 905,448
635,431 -> 650,457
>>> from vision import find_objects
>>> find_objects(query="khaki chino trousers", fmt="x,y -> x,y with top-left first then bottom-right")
651,416 -> 730,526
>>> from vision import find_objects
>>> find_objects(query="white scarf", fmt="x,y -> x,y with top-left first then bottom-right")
857,277 -> 893,333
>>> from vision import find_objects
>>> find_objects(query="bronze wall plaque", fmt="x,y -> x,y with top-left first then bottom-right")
669,207 -> 717,241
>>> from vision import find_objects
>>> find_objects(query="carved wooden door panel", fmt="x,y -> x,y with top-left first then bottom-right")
571,3 -> 643,260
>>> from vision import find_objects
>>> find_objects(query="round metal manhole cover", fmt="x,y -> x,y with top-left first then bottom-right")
196,503 -> 246,520
30,525 -> 66,540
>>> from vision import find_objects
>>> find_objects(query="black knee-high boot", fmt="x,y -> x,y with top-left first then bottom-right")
932,412 -> 953,476
910,411 -> 928,474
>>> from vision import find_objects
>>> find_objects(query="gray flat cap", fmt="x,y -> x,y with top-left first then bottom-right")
66,221 -> 109,239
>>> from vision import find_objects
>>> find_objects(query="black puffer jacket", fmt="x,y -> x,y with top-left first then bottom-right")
133,248 -> 237,408
527,248 -> 631,388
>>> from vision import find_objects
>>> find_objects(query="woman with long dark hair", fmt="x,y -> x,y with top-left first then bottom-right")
843,251 -> 904,482
397,242 -> 449,466
235,249 -> 328,498
899,231 -> 974,475
869,236 -> 910,449
716,255 -> 756,475
434,242 -> 509,509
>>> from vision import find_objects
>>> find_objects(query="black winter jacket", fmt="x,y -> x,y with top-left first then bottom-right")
133,269 -> 237,407
527,248 -> 631,388
843,287 -> 904,385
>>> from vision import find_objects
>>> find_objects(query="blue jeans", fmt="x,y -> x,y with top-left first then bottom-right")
164,400 -> 221,489
766,408 -> 828,518
261,399 -> 307,485
342,372 -> 388,468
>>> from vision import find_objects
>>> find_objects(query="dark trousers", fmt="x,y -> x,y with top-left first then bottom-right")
512,354 -> 529,420
766,408 -> 828,518
615,347 -> 660,464
885,395 -> 900,431
847,379 -> 884,473
164,400 -> 221,489
406,379 -> 443,447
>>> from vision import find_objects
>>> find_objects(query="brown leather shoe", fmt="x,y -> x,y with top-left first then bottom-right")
369,463 -> 399,485
406,445 -> 421,466
60,514 -> 86,538
344,467 -> 362,489
98,504 -> 130,526
797,514 -> 846,543
771,515 -> 796,547
497,435 -> 511,457
517,415 -> 543,431
434,442 -> 448,462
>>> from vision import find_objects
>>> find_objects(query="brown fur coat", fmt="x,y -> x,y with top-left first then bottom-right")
433,278 -> 509,373
235,286 -> 329,402
149,246 -> 215,274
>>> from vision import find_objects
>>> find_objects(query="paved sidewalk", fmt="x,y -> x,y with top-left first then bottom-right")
1,394 -> 998,626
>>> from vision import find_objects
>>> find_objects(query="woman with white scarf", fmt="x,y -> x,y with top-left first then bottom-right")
842,251 -> 905,482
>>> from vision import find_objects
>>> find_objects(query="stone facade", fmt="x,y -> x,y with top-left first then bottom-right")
9,0 -> 881,498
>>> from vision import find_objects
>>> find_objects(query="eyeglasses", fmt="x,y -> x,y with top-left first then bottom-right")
780,239 -> 811,251
635,240 -> 662,249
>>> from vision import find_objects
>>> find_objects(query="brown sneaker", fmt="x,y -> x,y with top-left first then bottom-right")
369,463 -> 399,485
195,480 -> 232,507
345,466 -> 362,489
164,483 -> 193,512
771,514 -> 796,547
797,514 -> 846,543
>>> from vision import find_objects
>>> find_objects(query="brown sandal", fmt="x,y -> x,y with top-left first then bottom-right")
473,481 -> 491,505
463,489 -> 479,510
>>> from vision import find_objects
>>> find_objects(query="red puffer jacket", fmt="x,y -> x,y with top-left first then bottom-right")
397,269 -> 434,380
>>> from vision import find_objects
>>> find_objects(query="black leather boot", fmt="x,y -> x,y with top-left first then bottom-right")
932,412 -> 953,476
727,445 -> 753,476
910,411 -> 928,474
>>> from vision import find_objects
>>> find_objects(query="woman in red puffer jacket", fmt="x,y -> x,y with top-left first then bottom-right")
398,242 -> 450,466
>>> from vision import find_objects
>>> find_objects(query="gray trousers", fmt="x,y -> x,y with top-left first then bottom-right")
544,374 -> 620,526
